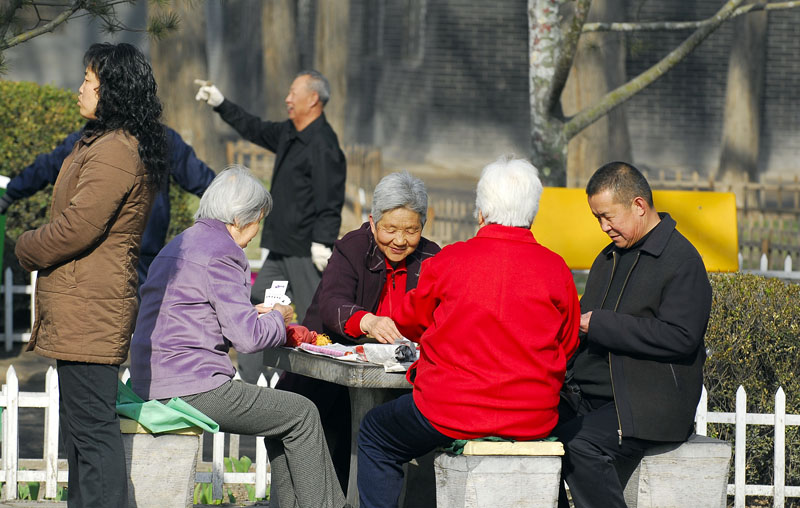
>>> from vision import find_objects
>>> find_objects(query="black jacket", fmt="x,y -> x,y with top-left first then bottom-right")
576,213 -> 711,442
303,222 -> 440,343
215,99 -> 346,256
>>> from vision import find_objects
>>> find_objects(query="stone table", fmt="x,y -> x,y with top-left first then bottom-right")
263,347 -> 434,508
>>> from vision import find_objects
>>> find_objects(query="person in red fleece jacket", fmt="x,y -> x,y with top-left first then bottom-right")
356,155 -> 581,508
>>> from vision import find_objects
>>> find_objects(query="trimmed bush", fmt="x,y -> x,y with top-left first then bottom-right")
705,273 -> 800,490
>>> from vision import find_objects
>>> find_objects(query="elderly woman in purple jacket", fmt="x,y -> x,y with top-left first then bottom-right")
282,171 -> 441,490
130,166 -> 345,508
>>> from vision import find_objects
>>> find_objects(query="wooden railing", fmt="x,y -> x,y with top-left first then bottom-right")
640,171 -> 800,271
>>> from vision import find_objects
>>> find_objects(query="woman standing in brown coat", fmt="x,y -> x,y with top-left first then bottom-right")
15,43 -> 168,508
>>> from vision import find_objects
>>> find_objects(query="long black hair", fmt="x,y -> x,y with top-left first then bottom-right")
82,42 -> 169,189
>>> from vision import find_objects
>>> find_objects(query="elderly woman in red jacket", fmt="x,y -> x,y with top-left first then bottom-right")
356,156 -> 581,508
281,171 -> 440,490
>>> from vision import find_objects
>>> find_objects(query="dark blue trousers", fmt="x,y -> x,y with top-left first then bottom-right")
357,393 -> 452,508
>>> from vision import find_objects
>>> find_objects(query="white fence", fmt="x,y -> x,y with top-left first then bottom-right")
1,367 -> 799,505
694,385 -> 798,508
0,365 -> 272,502
740,253 -> 800,281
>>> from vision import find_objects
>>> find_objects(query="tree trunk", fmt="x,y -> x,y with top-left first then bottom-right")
262,0 -> 299,120
213,0 -> 264,116
716,0 -> 767,191
563,0 -> 631,189
314,0 -> 350,142
528,0 -> 590,186
150,1 -> 227,171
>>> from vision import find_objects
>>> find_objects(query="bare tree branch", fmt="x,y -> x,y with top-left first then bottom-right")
1,1 -> 85,51
583,1 -> 800,32
564,0 -> 745,141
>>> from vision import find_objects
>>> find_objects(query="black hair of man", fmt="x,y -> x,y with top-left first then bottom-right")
585,161 -> 654,208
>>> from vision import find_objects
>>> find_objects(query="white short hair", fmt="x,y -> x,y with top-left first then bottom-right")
371,171 -> 428,227
475,155 -> 543,228
195,165 -> 272,226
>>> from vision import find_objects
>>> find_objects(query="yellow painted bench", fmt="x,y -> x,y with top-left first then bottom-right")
531,188 -> 739,272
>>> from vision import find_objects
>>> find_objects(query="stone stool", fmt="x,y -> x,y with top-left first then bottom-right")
434,440 -> 564,508
622,434 -> 732,508
120,418 -> 202,508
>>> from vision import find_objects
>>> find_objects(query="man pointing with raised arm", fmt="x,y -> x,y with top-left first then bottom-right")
196,72 -> 346,382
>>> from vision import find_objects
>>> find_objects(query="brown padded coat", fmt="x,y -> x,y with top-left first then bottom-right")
15,130 -> 154,365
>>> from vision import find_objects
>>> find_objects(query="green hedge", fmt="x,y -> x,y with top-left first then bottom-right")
705,273 -> 800,490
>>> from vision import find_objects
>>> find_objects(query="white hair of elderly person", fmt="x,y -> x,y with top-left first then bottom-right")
371,170 -> 429,226
474,155 -> 544,228
195,165 -> 271,228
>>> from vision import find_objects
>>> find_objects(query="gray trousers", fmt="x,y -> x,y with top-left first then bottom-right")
239,255 -> 321,384
181,380 -> 345,508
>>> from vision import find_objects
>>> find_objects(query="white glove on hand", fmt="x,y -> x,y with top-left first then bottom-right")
311,242 -> 333,272
194,80 -> 224,107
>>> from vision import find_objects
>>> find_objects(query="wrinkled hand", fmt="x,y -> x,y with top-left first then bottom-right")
359,313 -> 402,344
310,242 -> 332,272
580,311 -> 592,334
0,193 -> 14,215
257,303 -> 293,326
194,79 -> 224,107
285,324 -> 317,347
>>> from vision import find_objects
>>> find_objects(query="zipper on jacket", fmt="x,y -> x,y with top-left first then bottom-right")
609,355 -> 623,446
607,250 -> 640,446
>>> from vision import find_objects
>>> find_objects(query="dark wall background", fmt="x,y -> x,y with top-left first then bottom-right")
344,0 -> 799,179
4,0 -> 798,180
346,0 -> 530,169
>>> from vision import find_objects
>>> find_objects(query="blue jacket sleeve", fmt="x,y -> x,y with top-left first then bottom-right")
165,128 -> 216,196
6,131 -> 82,200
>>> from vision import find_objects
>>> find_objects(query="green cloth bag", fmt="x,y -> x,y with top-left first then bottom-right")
116,380 -> 219,434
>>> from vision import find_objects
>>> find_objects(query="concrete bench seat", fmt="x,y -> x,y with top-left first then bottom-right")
434,440 -> 564,508
120,418 -> 202,508
621,434 -> 731,508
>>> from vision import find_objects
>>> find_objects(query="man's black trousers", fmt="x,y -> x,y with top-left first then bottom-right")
552,396 -> 660,508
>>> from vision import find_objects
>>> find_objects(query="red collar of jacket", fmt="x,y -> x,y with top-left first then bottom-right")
476,223 -> 539,244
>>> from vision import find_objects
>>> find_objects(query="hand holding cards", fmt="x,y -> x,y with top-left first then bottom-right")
264,280 -> 292,306
258,281 -> 293,325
